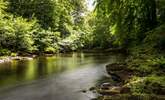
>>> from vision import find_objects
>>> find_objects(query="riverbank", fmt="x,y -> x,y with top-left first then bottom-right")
0,48 -> 125,64
0,56 -> 35,64
91,46 -> 165,99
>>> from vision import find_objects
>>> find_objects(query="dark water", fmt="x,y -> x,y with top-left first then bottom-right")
0,52 -> 123,100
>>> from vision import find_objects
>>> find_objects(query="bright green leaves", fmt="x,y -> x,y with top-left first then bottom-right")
0,16 -> 38,52
7,0 -> 88,37
33,29 -> 60,53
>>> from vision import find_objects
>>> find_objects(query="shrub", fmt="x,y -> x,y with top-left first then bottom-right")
0,16 -> 39,52
0,49 -> 11,56
10,52 -> 17,57
33,29 -> 60,53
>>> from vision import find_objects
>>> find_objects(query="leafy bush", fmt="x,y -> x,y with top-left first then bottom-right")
0,49 -> 11,56
0,16 -> 38,52
59,32 -> 91,51
45,47 -> 58,54
33,29 -> 60,53
144,24 -> 165,50
10,52 -> 17,57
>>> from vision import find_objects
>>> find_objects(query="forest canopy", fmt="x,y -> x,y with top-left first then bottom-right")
0,0 -> 164,53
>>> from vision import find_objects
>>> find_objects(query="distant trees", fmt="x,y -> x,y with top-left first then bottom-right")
7,0 -> 58,30
0,0 -> 89,55
0,0 -> 60,53
7,0 -> 87,36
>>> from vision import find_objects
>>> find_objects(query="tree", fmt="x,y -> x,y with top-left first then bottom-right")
157,0 -> 165,24
33,29 -> 60,53
0,16 -> 38,52
94,0 -> 157,46
7,0 -> 58,30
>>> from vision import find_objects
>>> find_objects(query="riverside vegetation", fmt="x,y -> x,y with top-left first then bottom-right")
0,0 -> 165,99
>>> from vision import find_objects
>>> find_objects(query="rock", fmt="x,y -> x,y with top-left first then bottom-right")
99,86 -> 121,95
0,60 -> 4,63
90,98 -> 98,100
82,90 -> 87,93
106,62 -> 133,83
120,86 -> 131,94
0,58 -> 12,63
89,87 -> 96,91
99,85 -> 131,96
106,63 -> 126,72
105,48 -> 127,53
0,56 -> 34,64
159,88 -> 165,95
79,89 -> 87,93
22,57 -> 33,60
12,57 -> 22,60
110,86 -> 121,94
12,57 -> 33,61
109,73 -> 122,82
100,83 -> 112,90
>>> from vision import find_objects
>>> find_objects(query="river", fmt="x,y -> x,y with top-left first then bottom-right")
0,52 -> 123,100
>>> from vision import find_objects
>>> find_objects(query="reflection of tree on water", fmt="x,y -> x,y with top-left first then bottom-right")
36,57 -> 47,78
15,61 -> 28,80
0,53 -> 125,89
0,52 -> 127,100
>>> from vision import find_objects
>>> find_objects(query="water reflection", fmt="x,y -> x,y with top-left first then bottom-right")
0,52 -> 126,100
0,52 -> 123,87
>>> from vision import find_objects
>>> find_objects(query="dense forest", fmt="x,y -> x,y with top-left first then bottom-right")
0,0 -> 91,54
0,0 -> 165,99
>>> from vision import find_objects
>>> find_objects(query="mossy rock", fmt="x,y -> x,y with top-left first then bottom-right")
106,63 -> 127,72
98,86 -> 121,96
98,86 -> 131,96
96,94 -> 165,100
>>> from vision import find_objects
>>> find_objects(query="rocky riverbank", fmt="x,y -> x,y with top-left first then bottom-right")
90,56 -> 165,100
89,63 -> 132,99
0,56 -> 34,64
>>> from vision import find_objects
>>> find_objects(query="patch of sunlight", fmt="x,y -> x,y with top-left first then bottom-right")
110,24 -> 117,35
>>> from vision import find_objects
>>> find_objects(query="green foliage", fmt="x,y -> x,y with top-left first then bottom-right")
0,16 -> 38,52
127,76 -> 165,94
144,24 -> 165,50
0,0 -> 7,15
93,16 -> 113,48
7,0 -> 87,37
0,49 -> 11,56
0,0 -> 164,55
157,0 -> 165,24
7,0 -> 58,30
59,32 -> 85,51
94,0 -> 157,47
33,29 -> 60,53
10,52 -> 17,57
45,46 -> 59,54
0,0 -> 37,53
0,0 -> 90,54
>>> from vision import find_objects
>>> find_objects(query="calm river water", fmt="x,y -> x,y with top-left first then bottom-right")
0,52 -> 123,100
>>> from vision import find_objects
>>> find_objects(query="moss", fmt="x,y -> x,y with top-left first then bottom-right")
126,76 -> 165,95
